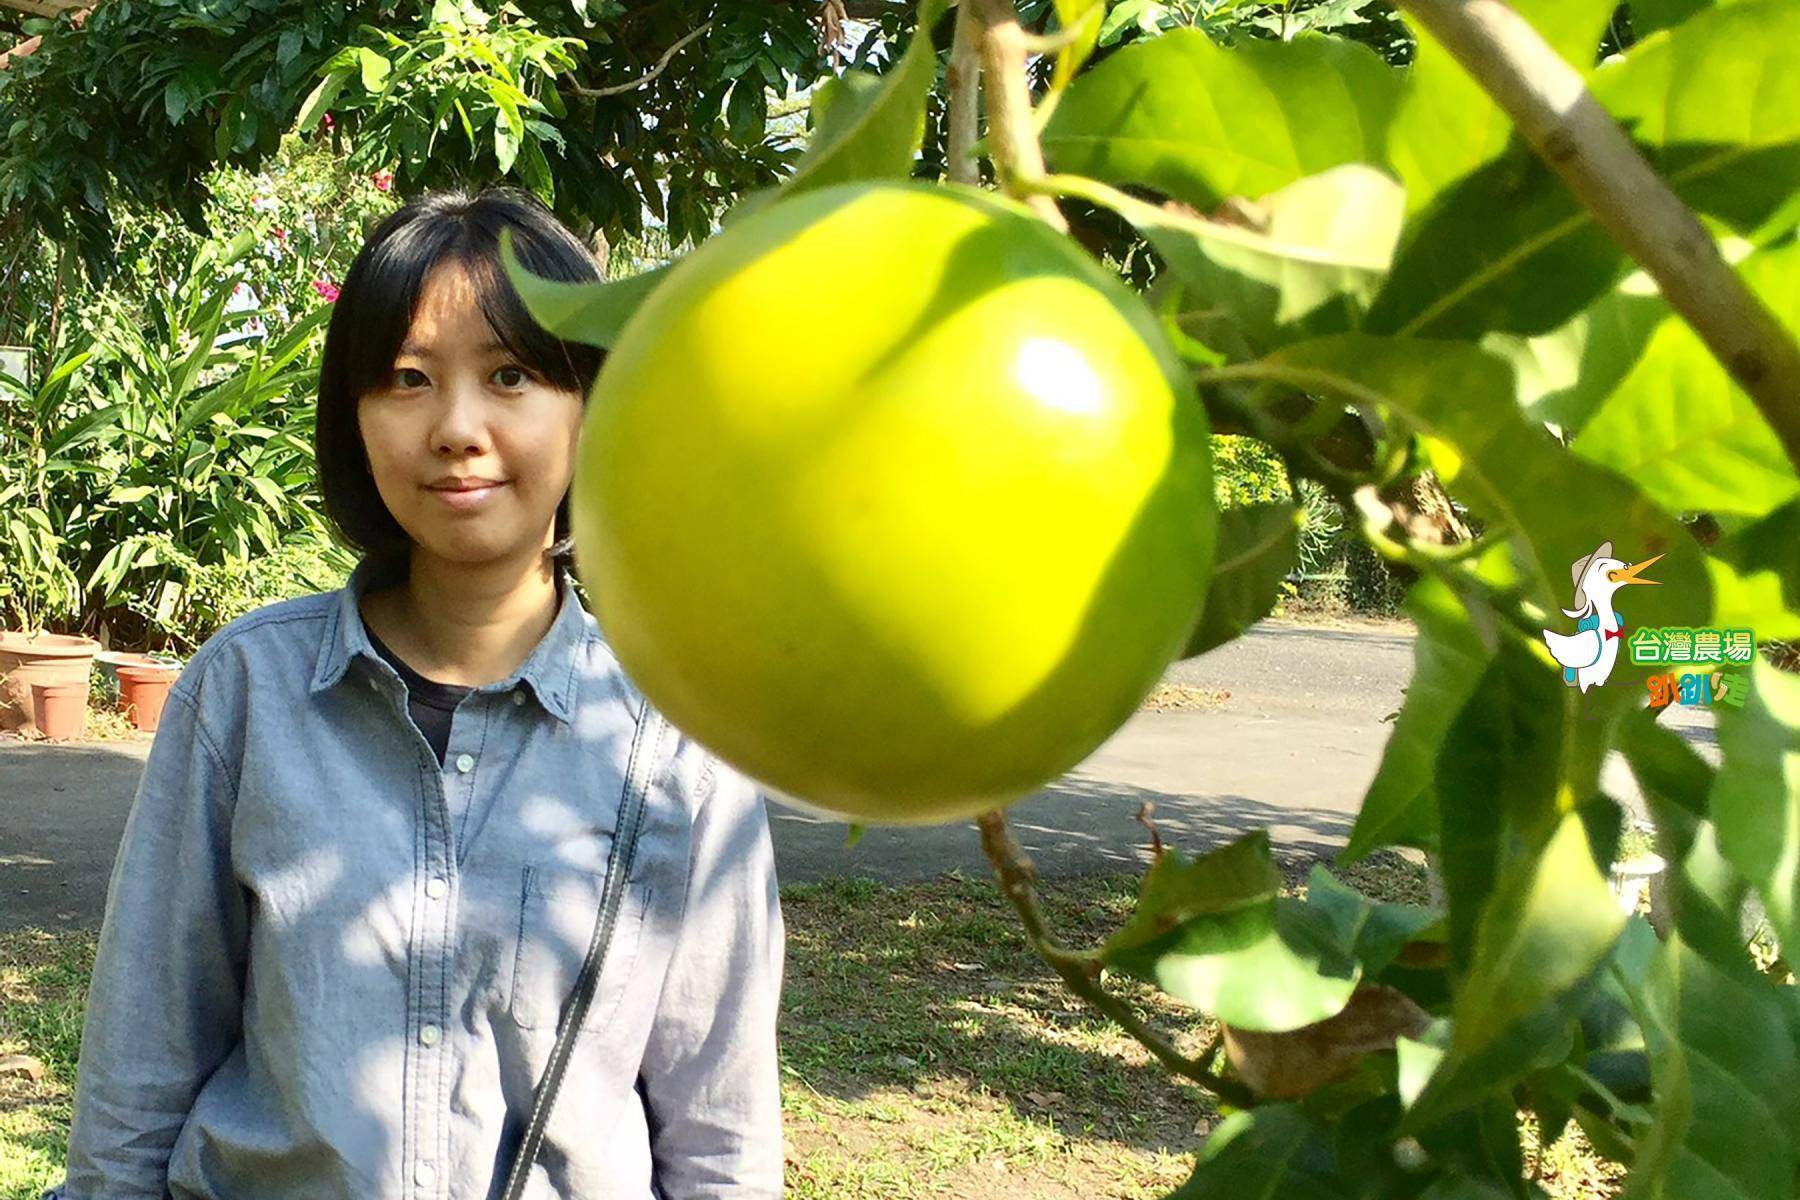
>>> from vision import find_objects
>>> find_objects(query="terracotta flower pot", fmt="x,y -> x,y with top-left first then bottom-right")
117,662 -> 182,732
29,681 -> 88,741
0,631 -> 101,736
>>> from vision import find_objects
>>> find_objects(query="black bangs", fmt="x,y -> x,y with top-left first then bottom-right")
314,187 -> 606,568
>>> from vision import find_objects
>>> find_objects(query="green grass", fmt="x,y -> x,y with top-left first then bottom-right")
1,854 -> 1623,1199
777,869 -> 1214,1198
0,930 -> 90,1200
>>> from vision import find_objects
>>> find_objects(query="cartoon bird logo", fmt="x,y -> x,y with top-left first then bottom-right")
1541,541 -> 1662,692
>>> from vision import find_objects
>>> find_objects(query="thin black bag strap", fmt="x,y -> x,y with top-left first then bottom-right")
498,702 -> 668,1200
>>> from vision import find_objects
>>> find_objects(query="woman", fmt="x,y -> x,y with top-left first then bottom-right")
52,189 -> 786,1199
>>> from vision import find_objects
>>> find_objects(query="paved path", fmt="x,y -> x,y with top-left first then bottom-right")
0,620 -> 1714,930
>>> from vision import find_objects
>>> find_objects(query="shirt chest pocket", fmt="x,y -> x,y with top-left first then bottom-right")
510,862 -> 653,1033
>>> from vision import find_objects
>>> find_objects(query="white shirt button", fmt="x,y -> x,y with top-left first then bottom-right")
455,753 -> 475,774
426,878 -> 448,900
415,1162 -> 436,1187
512,690 -> 526,706
419,1024 -> 441,1047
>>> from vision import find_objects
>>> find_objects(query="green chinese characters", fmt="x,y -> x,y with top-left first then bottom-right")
1629,625 -> 1754,666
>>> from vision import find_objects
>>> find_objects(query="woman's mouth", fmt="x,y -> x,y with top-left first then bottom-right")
428,481 -> 507,510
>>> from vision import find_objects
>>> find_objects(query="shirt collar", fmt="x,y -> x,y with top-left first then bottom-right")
310,553 -> 587,723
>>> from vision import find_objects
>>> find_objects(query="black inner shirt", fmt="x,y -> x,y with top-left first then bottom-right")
365,624 -> 473,767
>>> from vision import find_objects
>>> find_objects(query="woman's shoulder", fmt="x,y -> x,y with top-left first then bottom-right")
165,588 -> 344,726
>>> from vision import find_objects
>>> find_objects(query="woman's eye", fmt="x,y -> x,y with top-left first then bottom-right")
493,365 -> 530,389
393,367 -> 429,389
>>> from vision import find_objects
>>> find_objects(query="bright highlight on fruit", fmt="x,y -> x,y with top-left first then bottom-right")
573,181 -> 1216,824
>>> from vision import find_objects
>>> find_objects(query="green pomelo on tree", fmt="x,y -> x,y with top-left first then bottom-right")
572,181 -> 1217,824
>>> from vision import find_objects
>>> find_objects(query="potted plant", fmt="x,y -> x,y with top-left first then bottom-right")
0,627 -> 101,738
1,339 -> 103,737
98,650 -> 184,732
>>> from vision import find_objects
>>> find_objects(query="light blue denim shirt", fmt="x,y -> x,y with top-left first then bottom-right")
51,554 -> 786,1200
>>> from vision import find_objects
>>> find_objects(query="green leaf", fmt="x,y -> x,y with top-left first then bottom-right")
725,78 -> 767,146
1167,1104 -> 1351,1199
1220,336 -> 1712,630
1041,29 -> 1398,210
172,277 -> 242,405
1097,0 -> 1169,47
41,402 -> 120,459
518,139 -> 555,206
1104,830 -> 1280,955
1368,152 -> 1622,339
1706,498 -> 1800,643
1303,866 -> 1444,978
38,347 -> 93,402
1618,710 -> 1712,826
358,47 -> 392,94
784,0 -> 949,195
295,65 -> 352,133
1341,573 -> 1493,860
1619,714 -> 1747,963
1571,241 -> 1800,519
1386,0 -> 1619,217
1091,165 -> 1404,355
1409,811 -> 1626,1126
1711,657 -> 1800,957
163,78 -> 191,124
492,86 -> 524,140
261,305 -> 331,376
1372,0 -> 1800,339
1482,270 -> 1668,436
1433,641 -> 1570,971
1623,935 -> 1800,1199
494,118 -> 520,175
1101,832 -> 1361,1032
500,227 -> 670,351
1050,0 -> 1105,94
1629,0 -> 1714,36
1181,501 -> 1299,657
1454,811 -> 1625,1056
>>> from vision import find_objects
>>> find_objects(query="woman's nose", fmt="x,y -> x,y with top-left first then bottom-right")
430,382 -> 493,455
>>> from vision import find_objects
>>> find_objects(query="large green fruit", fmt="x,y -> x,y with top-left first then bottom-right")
573,181 -> 1215,824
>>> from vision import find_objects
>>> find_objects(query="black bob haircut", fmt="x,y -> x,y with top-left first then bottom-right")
314,187 -> 605,582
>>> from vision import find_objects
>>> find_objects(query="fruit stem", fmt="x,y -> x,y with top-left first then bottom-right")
975,809 -> 1257,1108
967,0 -> 1067,230
945,3 -> 982,186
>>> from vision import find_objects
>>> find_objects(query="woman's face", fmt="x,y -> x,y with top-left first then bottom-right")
357,261 -> 584,571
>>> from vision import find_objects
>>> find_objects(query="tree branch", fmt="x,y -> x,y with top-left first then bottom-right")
1396,0 -> 1800,474
967,0 -> 1065,228
945,2 -> 981,185
564,20 -> 714,99
975,809 -> 1258,1109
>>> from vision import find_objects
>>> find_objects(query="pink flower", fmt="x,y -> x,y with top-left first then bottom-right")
312,280 -> 341,303
272,227 -> 287,241
321,112 -> 335,132
371,169 -> 394,192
